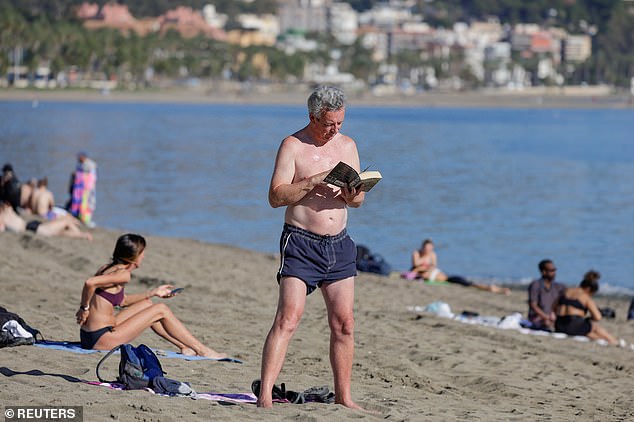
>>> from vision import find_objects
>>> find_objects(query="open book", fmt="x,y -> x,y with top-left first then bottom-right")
323,161 -> 382,192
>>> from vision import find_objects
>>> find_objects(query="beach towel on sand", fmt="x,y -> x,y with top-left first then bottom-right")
87,380 -> 334,405
86,381 -> 281,404
34,341 -> 242,363
409,303 -> 634,350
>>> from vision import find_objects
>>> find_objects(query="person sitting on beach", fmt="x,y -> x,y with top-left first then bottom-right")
1,164 -> 38,212
29,177 -> 55,218
408,239 -> 510,295
75,233 -> 226,358
527,259 -> 566,331
0,201 -> 92,240
555,270 -> 619,345
20,178 -> 36,213
1,163 -> 23,211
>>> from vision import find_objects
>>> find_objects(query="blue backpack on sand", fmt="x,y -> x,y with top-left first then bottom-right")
96,344 -> 164,390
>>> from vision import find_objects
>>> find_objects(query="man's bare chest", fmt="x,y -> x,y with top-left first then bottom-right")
294,144 -> 342,180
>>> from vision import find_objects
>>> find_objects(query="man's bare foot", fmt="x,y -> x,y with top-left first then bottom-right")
490,285 -> 511,295
338,400 -> 363,410
256,398 -> 273,408
336,399 -> 380,413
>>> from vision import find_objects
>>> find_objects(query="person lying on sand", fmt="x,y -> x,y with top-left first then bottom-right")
75,233 -> 226,358
0,201 -> 92,240
555,270 -> 621,345
408,239 -> 510,295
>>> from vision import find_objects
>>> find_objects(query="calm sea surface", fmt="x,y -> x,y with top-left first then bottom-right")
1,100 -> 633,293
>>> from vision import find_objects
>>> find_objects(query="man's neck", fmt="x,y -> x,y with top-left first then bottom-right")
307,128 -> 329,147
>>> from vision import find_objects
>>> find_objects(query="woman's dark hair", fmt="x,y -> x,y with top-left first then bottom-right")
579,270 -> 600,293
421,238 -> 433,249
96,233 -> 146,275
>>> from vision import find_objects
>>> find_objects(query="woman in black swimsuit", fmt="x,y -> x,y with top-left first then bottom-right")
75,233 -> 227,358
555,270 -> 619,345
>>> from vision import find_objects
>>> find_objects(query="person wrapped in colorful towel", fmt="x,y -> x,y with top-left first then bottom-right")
68,152 -> 97,227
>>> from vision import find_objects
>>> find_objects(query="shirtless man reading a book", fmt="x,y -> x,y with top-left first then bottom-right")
258,86 -> 365,410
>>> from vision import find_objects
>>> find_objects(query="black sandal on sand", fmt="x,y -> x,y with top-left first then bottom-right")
302,386 -> 335,404
251,379 -> 304,404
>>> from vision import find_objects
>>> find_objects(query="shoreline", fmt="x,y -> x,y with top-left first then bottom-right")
2,87 -> 633,109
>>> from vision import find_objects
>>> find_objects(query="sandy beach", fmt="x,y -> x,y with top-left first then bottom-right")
1,227 -> 633,421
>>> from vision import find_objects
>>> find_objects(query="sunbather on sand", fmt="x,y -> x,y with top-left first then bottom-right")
75,233 -> 226,358
29,177 -> 55,218
555,270 -> 619,345
409,239 -> 510,295
0,201 -> 92,240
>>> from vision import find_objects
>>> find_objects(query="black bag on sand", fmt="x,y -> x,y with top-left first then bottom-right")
600,307 -> 616,319
0,306 -> 42,348
96,343 -> 165,390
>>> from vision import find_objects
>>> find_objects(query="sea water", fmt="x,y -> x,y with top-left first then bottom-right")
1,100 -> 633,293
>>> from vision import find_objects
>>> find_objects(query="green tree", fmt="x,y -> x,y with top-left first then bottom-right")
595,3 -> 634,86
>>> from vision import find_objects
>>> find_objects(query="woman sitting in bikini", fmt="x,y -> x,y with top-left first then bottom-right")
409,239 -> 510,295
555,270 -> 619,345
75,233 -> 226,358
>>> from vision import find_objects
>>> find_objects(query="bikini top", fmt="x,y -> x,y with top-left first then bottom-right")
412,254 -> 433,270
559,296 -> 587,313
96,287 -> 124,306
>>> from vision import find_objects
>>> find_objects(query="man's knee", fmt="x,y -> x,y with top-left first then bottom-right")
330,314 -> 354,336
274,309 -> 303,334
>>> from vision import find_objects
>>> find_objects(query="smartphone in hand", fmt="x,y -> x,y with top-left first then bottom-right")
170,287 -> 185,295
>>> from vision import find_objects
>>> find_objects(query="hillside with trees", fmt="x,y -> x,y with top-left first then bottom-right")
0,0 -> 631,88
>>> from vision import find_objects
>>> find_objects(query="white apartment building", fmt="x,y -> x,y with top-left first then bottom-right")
278,0 -> 329,33
564,34 -> 592,62
329,2 -> 358,44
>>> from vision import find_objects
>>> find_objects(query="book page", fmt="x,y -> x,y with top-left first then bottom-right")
323,162 -> 359,188
357,170 -> 382,192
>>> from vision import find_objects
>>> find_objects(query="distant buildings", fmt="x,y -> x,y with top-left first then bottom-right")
76,2 -> 226,40
5,1 -> 601,92
279,0 -> 329,33
564,35 -> 592,63
227,14 -> 279,47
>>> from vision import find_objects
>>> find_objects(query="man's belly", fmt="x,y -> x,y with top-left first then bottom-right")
284,203 -> 348,236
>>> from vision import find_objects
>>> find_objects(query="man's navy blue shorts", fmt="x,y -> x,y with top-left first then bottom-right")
277,223 -> 357,295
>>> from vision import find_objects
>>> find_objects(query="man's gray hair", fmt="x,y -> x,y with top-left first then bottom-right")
307,86 -> 346,118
